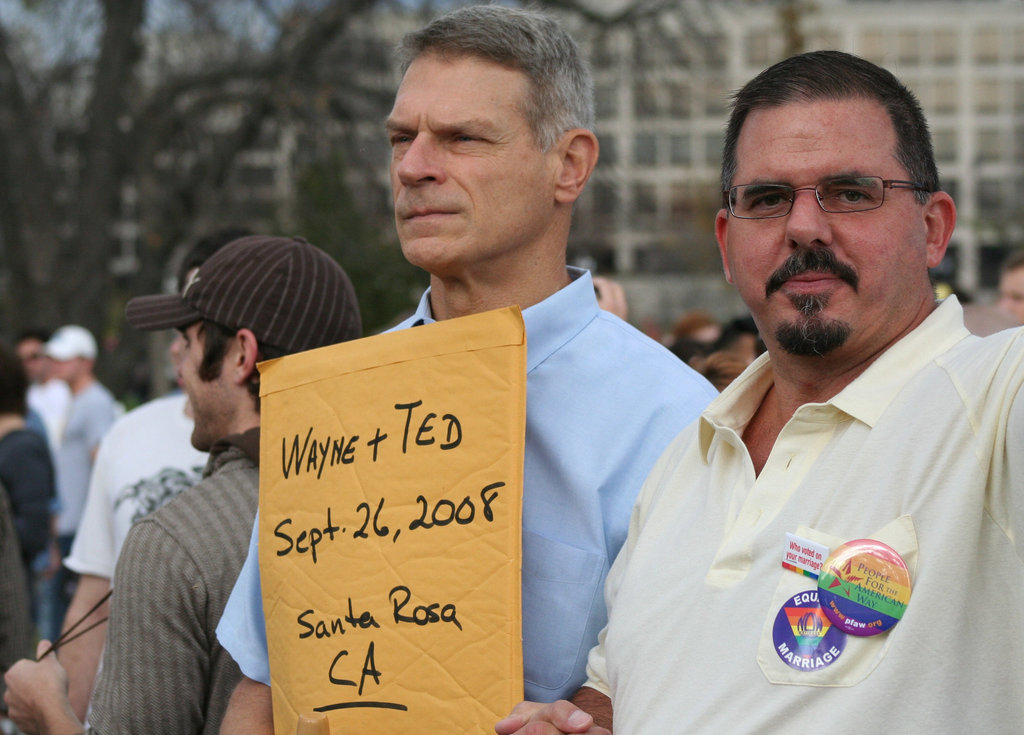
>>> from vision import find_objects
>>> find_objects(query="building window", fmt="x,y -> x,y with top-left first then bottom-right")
943,178 -> 959,204
667,81 -> 691,119
633,182 -> 659,225
705,34 -> 728,67
810,30 -> 841,52
977,129 -> 1003,164
592,180 -> 618,217
978,179 -> 1004,218
633,79 -> 661,117
595,82 -> 618,119
933,29 -> 957,66
670,134 -> 691,166
704,76 -> 729,116
897,30 -> 920,65
703,132 -> 723,169
860,29 -> 888,65
591,33 -> 618,67
599,135 -> 618,167
633,133 -> 658,166
934,79 -> 958,114
932,129 -> 956,164
670,182 -> 693,226
975,79 -> 1001,115
973,28 -> 1001,64
747,30 -> 775,67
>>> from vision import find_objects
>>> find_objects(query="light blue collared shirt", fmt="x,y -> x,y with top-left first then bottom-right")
218,268 -> 716,701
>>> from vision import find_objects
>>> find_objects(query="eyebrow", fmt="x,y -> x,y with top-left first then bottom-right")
385,115 -> 499,137
737,170 -> 875,188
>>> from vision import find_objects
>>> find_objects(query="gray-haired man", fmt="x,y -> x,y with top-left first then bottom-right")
217,5 -> 715,733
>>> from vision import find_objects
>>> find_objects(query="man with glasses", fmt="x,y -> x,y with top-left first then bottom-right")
498,50 -> 1023,734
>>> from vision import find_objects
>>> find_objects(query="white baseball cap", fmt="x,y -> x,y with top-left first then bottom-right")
45,325 -> 98,361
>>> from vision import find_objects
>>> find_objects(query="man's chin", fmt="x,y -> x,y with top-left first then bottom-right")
775,315 -> 852,357
190,430 -> 213,453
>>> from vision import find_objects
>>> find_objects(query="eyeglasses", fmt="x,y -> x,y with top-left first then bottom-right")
724,176 -> 931,219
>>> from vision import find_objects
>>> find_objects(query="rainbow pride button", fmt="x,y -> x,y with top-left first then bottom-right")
817,539 -> 912,636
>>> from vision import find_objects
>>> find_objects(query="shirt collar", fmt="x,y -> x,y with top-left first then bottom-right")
698,297 -> 971,458
408,267 -> 599,374
210,426 -> 261,467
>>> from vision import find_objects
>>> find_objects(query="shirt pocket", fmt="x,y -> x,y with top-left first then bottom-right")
756,515 -> 918,687
521,529 -> 606,692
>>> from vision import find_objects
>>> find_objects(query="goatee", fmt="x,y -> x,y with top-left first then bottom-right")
766,249 -> 857,357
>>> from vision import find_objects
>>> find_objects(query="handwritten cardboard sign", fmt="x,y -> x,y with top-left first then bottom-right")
258,307 -> 526,734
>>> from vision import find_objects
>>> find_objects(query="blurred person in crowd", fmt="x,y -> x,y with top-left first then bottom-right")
15,330 -> 71,452
0,477 -> 35,713
671,309 -> 722,346
592,275 -> 629,320
996,250 -> 1024,323
680,316 -> 762,392
668,309 -> 723,367
0,341 -> 44,720
4,235 -> 362,735
38,326 -> 118,643
961,302 -> 1020,336
57,227 -> 248,721
499,50 -> 1024,734
216,6 -> 716,733
0,342 -> 56,600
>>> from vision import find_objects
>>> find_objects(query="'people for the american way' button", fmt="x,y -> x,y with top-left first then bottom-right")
817,538 -> 912,637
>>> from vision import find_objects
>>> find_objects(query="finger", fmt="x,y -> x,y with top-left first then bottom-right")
494,712 -> 524,734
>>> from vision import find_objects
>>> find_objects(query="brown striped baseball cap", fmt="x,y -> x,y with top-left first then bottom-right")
125,235 -> 361,353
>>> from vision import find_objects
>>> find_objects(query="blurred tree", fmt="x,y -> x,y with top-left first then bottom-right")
290,150 -> 424,334
0,0 -> 402,395
0,0 -> 704,396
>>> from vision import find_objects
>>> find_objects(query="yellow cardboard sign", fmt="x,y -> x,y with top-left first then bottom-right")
258,307 -> 526,734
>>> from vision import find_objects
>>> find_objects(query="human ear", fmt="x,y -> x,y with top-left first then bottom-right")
715,208 -> 734,284
922,191 -> 956,269
230,328 -> 261,387
553,129 -> 599,204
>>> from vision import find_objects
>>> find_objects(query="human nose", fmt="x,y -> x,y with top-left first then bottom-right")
393,134 -> 444,186
785,187 -> 832,247
169,334 -> 185,365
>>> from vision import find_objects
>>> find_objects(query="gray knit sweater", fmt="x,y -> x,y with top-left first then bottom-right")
87,429 -> 259,735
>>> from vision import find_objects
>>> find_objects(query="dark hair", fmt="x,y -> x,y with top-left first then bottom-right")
176,227 -> 253,292
1001,250 -> 1024,275
0,342 -> 29,416
397,4 -> 593,150
15,328 -> 52,345
194,320 -> 288,410
722,50 -> 938,205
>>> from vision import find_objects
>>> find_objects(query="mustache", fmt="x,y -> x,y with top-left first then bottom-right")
765,249 -> 859,298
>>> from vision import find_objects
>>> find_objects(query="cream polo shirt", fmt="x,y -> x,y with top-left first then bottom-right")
586,297 -> 1024,734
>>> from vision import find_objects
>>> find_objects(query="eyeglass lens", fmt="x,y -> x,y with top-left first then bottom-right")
730,177 -> 887,218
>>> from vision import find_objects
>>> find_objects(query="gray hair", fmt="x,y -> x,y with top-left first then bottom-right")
397,4 -> 594,150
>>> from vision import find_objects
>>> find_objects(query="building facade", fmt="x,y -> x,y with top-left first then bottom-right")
568,0 -> 1024,326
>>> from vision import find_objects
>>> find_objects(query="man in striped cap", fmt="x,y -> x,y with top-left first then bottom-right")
4,235 -> 361,735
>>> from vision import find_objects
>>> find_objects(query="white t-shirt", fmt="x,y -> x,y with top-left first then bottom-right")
65,393 -> 207,579
27,379 -> 71,452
